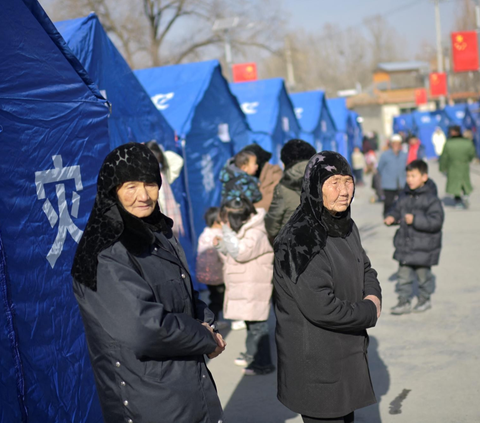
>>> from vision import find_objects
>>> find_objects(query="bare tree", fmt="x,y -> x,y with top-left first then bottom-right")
40,0 -> 285,69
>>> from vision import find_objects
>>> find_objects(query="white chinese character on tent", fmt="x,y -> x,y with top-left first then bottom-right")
35,155 -> 83,268
200,154 -> 215,193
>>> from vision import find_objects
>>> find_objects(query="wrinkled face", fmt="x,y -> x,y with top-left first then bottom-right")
322,175 -> 354,214
406,169 -> 428,190
241,155 -> 258,176
117,181 -> 159,218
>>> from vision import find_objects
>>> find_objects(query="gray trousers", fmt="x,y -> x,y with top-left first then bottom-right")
397,265 -> 435,301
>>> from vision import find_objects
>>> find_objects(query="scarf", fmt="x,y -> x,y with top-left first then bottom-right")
274,151 -> 354,283
71,143 -> 172,290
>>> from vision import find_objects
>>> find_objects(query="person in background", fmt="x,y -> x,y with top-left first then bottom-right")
196,207 -> 228,329
215,197 -> 275,376
432,127 -> 447,157
273,152 -> 381,422
71,143 -> 225,423
219,150 -> 262,205
440,125 -> 477,209
351,146 -> 366,186
146,140 -> 184,238
265,139 -> 316,240
241,143 -> 283,212
406,135 -> 425,164
385,160 -> 444,315
377,134 -> 408,217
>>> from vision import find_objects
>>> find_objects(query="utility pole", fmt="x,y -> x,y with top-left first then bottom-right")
284,36 -> 296,90
475,0 -> 480,30
434,0 -> 446,108
212,17 -> 239,82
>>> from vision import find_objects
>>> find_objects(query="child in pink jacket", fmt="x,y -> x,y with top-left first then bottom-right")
215,197 -> 274,376
196,207 -> 226,328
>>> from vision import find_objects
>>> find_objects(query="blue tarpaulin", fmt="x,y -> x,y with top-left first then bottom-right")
393,114 -> 414,134
348,110 -> 363,150
229,78 -> 301,164
327,98 -> 357,162
0,0 -> 110,421
466,103 -> 480,156
135,60 -> 250,243
290,90 -> 337,152
411,110 -> 450,158
55,14 -> 175,150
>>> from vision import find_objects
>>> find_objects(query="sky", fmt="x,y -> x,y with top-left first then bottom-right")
282,0 -> 464,57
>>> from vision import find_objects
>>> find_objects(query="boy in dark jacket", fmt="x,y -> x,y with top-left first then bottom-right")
384,160 -> 444,314
219,150 -> 262,204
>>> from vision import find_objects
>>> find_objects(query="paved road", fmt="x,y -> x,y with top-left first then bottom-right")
206,160 -> 480,423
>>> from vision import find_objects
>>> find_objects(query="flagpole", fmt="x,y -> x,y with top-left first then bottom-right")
434,0 -> 446,108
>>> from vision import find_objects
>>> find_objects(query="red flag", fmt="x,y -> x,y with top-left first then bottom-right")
429,72 -> 447,97
232,63 -> 258,83
451,31 -> 479,72
415,88 -> 428,106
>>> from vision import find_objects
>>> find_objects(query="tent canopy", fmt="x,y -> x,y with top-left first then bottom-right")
1,1 -> 110,421
56,13 -> 175,150
411,110 -> 450,158
135,60 -> 250,244
229,78 -> 301,163
393,113 -> 415,134
290,90 -> 337,152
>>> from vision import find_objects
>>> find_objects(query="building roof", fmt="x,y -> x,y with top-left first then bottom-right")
376,61 -> 430,73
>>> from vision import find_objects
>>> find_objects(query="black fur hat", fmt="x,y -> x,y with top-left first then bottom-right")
281,139 -> 317,170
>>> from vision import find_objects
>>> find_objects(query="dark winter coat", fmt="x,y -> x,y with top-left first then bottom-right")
219,158 -> 262,204
387,180 -> 444,267
265,160 -> 308,239
273,152 -> 381,418
73,231 -> 223,423
439,137 -> 476,196
72,144 -> 223,423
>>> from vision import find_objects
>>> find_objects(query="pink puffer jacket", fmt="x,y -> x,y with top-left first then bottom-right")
220,208 -> 274,321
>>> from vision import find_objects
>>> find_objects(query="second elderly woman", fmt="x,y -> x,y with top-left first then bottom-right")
273,151 -> 382,423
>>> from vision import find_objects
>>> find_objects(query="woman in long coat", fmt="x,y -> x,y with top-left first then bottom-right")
273,152 -> 382,422
71,143 -> 225,423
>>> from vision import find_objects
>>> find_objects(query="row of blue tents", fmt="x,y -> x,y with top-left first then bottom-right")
0,2 -> 364,421
393,103 -> 480,158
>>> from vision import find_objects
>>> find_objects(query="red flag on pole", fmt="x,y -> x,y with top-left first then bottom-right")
451,31 -> 479,72
429,72 -> 447,97
415,88 -> 428,106
232,63 -> 258,83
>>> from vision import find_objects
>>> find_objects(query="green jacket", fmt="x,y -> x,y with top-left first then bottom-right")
439,137 -> 476,196
265,160 -> 308,239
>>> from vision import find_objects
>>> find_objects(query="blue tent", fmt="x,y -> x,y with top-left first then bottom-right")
466,103 -> 480,156
55,14 -> 175,150
444,104 -> 468,130
290,90 -> 337,152
229,78 -> 301,164
411,111 -> 450,158
327,98 -> 355,161
1,0 -> 110,421
135,60 -> 250,242
393,114 -> 414,134
348,110 -> 363,150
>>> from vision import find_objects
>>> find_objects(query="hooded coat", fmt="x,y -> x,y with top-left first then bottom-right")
273,152 -> 381,419
71,143 -> 223,423
387,179 -> 444,267
439,137 -> 476,196
219,158 -> 262,204
265,160 -> 309,239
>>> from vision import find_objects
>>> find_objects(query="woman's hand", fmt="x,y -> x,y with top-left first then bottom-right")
202,322 -> 227,358
364,295 -> 382,319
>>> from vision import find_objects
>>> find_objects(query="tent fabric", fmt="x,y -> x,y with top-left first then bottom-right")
466,103 -> 480,156
0,0 -> 110,421
393,114 -> 414,134
135,60 -> 250,244
411,111 -> 450,158
229,78 -> 301,163
290,90 -> 337,152
55,14 -> 175,151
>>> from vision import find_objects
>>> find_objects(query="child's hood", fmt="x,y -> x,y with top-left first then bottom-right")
236,208 -> 267,238
219,158 -> 243,182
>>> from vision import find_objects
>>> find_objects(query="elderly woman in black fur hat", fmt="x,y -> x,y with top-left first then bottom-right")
273,151 -> 382,423
71,143 -> 225,423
